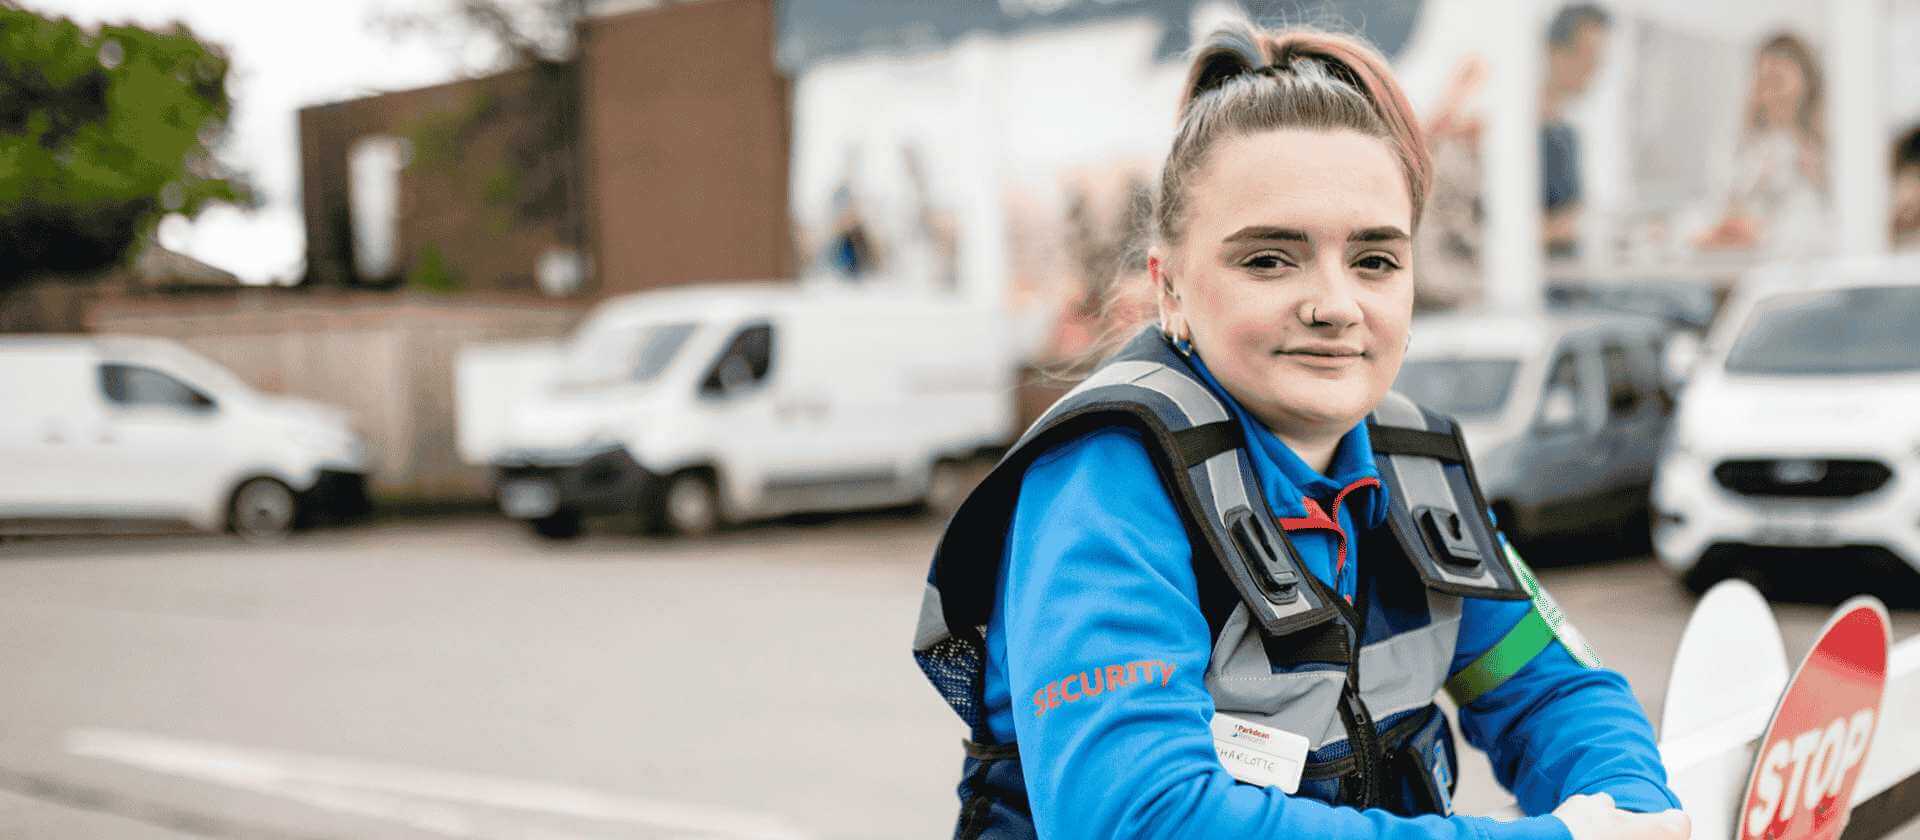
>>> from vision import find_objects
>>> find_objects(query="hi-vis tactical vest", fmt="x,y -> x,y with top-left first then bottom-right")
912,328 -> 1532,839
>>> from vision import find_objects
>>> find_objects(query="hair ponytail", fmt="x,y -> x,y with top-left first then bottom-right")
1156,21 -> 1432,246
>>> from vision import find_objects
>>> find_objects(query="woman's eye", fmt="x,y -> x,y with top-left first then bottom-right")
1242,253 -> 1291,271
1354,255 -> 1402,273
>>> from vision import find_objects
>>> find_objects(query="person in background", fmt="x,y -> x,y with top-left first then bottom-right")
1693,33 -> 1827,256
912,15 -> 1690,840
1541,4 -> 1611,258
1891,125 -> 1920,250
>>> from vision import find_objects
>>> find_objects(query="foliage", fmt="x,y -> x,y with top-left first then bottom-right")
384,1 -> 582,241
406,242 -> 462,292
0,5 -> 248,290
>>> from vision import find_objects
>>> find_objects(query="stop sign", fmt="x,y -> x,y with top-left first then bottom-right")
1737,598 -> 1891,840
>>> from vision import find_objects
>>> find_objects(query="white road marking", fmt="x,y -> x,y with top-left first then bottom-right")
66,728 -> 810,840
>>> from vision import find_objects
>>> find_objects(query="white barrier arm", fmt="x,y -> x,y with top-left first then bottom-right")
1843,636 -> 1920,838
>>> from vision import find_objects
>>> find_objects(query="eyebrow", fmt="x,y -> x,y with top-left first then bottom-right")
1220,225 -> 1410,244
1222,226 -> 1309,244
1348,226 -> 1410,243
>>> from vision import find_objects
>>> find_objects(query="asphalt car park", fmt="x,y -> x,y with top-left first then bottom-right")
2,515 -> 1916,838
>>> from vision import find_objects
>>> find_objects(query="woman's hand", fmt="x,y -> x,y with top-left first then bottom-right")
1552,792 -> 1692,840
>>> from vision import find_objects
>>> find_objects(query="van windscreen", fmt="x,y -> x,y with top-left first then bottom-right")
556,322 -> 698,390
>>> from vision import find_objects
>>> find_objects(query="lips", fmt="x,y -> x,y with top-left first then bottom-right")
1277,346 -> 1365,358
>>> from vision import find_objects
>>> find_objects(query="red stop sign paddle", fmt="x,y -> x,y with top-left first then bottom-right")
1736,597 -> 1891,840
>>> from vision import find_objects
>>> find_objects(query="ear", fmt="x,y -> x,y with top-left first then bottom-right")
1148,247 -> 1182,333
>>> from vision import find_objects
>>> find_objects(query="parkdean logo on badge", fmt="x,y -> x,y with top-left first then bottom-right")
1032,660 -> 1177,717
1232,723 -> 1271,744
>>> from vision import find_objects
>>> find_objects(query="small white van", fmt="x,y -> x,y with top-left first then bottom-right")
467,283 -> 1015,538
0,336 -> 370,539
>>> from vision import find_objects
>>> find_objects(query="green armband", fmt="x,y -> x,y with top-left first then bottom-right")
1446,608 -> 1555,706
1445,540 -> 1603,707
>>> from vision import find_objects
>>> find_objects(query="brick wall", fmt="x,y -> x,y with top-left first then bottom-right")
579,0 -> 795,295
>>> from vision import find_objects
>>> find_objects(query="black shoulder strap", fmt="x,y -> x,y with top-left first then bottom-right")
1366,392 -> 1528,600
927,328 -> 1341,645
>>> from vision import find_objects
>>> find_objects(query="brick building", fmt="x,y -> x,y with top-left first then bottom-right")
297,0 -> 793,297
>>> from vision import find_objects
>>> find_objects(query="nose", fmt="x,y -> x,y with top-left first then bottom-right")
1297,264 -> 1363,328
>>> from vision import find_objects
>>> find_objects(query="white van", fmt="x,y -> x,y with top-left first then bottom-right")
0,336 -> 370,539
471,283 -> 1015,538
1653,257 -> 1920,590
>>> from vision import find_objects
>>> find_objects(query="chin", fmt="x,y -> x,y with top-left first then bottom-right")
1268,377 -> 1374,427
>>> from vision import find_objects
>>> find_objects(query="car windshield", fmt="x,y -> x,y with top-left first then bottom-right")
555,321 -> 698,391
1724,286 -> 1920,376
1393,358 -> 1522,419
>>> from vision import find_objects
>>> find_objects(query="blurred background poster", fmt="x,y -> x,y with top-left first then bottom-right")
778,0 -> 1920,368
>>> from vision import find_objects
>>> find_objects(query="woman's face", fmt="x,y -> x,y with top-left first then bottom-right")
1153,128 -> 1414,442
1754,49 -> 1809,129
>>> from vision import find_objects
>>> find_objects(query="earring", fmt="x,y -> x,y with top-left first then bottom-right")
1172,321 -> 1195,358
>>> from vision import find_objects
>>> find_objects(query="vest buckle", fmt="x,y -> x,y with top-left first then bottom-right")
1414,506 -> 1485,568
1223,506 -> 1301,604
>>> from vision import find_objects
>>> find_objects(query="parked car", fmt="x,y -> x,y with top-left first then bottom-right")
469,283 -> 1015,539
1394,310 -> 1679,553
0,336 -> 370,539
1652,257 -> 1920,592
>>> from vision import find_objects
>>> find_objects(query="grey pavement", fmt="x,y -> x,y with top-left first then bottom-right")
0,516 -> 1915,838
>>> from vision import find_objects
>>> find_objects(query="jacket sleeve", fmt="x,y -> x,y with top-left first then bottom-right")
997,428 -> 1574,840
1449,533 -> 1683,816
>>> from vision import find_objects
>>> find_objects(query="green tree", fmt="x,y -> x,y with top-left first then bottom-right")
0,5 -> 248,291
379,0 -> 583,241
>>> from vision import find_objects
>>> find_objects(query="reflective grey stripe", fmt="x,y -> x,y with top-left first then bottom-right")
1092,363 -> 1318,626
1124,365 -> 1230,424
1357,591 -> 1463,721
1026,361 -> 1226,438
1206,604 -> 1349,747
1208,592 -> 1463,749
1371,390 -> 1433,431
914,582 -> 950,650
1037,363 -> 1321,620
1028,361 -> 1228,440
1198,450 -> 1319,624
1372,393 -> 1498,589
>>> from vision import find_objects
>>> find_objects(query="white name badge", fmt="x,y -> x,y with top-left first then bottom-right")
1209,712 -> 1309,793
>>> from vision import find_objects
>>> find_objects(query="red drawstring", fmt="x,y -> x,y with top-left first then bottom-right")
1274,477 -> 1381,604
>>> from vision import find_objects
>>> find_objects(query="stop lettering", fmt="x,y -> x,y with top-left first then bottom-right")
1738,599 -> 1891,840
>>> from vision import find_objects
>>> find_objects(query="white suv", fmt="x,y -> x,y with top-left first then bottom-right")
1652,258 -> 1920,591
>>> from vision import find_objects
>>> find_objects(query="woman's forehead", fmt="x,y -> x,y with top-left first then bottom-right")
1187,128 -> 1412,240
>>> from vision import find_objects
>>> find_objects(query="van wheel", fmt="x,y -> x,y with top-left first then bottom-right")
530,509 -> 583,540
230,478 -> 298,542
662,470 -> 722,537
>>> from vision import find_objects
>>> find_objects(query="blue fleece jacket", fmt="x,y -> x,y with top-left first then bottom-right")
979,356 -> 1679,840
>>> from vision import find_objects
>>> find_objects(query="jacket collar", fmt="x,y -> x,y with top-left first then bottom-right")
1185,351 -> 1388,530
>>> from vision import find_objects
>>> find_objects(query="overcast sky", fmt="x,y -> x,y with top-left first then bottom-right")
46,0 -> 496,283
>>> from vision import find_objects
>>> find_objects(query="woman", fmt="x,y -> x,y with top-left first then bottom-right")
1694,32 -> 1826,255
912,21 -> 1690,840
